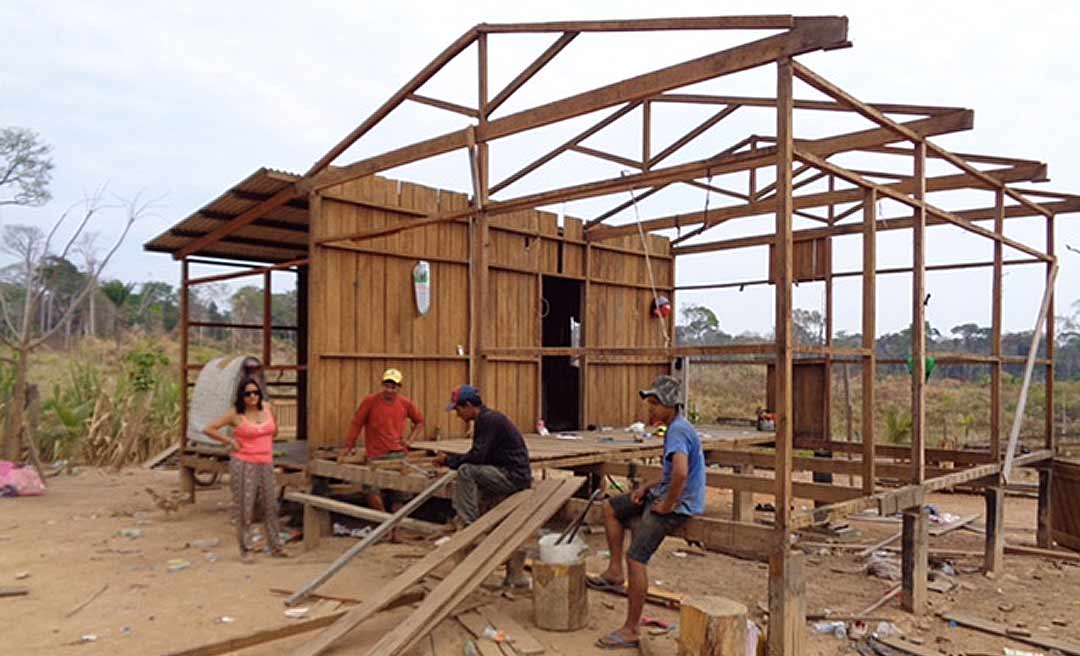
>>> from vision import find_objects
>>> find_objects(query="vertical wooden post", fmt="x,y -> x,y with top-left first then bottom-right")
825,175 -> 835,353
901,509 -> 928,614
983,486 -> 1005,574
1039,213 -> 1056,547
991,190 -> 1004,460
473,33 -> 491,391
767,57 -> 802,656
262,270 -> 272,368
911,142 -> 927,485
767,549 -> 805,656
1037,467 -> 1054,548
307,193 -> 322,441
987,189 -> 1009,557
862,189 -> 877,496
1045,213 -> 1056,452
642,100 -> 651,171
303,504 -> 331,552
582,243 -> 591,428
773,57 -> 795,538
904,143 -> 928,616
732,463 -> 754,522
179,258 -> 193,501
296,264 -> 309,441
179,258 -> 190,449
749,139 -> 758,199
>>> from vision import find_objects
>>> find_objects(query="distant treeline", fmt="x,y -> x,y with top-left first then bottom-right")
0,253 -> 296,348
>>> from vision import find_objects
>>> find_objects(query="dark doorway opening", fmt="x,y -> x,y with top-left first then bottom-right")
541,276 -> 582,432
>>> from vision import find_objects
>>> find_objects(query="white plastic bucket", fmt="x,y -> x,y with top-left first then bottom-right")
538,533 -> 588,565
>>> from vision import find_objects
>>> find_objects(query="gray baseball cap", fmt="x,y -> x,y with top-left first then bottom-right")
639,375 -> 681,407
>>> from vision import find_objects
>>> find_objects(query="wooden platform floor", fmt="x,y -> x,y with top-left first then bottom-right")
410,425 -> 773,465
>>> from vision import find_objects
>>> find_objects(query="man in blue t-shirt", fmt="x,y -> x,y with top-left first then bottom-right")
593,374 -> 706,650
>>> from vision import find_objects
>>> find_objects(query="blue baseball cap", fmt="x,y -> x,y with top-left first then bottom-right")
447,384 -> 482,410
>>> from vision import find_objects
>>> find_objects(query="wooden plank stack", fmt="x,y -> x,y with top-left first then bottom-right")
295,476 -> 583,656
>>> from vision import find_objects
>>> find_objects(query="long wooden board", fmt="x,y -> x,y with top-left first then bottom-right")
291,489 -> 532,656
283,491 -> 443,535
164,591 -> 425,656
942,613 -> 1080,655
287,470 -> 456,605
364,478 -> 583,656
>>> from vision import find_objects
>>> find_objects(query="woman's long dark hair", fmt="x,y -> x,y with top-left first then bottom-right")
235,377 -> 264,414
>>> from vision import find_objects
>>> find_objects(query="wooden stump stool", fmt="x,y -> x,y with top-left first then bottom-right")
532,560 -> 588,631
678,596 -> 747,656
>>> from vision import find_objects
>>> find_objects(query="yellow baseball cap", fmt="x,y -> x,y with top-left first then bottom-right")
382,368 -> 403,385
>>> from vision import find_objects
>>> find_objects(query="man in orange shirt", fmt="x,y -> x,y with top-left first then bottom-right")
339,369 -> 426,525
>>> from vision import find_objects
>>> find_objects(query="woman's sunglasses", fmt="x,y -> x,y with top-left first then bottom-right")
243,390 -> 261,397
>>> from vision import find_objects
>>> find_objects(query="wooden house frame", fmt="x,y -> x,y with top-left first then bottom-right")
145,16 -> 1077,653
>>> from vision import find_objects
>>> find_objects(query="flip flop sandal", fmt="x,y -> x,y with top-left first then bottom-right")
595,632 -> 640,650
586,576 -> 625,593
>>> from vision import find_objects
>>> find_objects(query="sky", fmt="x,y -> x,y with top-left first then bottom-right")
1,1 -> 1077,338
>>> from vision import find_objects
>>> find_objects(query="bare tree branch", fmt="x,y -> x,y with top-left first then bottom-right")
29,192 -> 157,348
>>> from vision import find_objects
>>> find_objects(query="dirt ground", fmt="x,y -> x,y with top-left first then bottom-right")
2,466 -> 1079,656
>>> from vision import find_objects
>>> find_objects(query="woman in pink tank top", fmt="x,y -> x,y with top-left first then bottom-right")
204,377 -> 289,562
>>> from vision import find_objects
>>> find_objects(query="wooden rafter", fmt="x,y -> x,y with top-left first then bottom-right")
476,16 -> 798,32
653,93 -> 961,116
595,159 -> 1041,241
307,17 -> 849,193
407,93 -> 479,118
792,60 -> 1053,219
794,149 -> 1049,261
487,32 -> 578,115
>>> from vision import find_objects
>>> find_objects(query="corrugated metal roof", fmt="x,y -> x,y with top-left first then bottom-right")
143,167 -> 309,263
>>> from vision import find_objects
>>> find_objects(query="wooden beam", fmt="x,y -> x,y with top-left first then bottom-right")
602,462 -> 861,503
984,486 -> 1005,574
487,32 -> 578,115
477,16 -> 798,32
168,229 -> 305,255
789,60 -> 1054,220
196,210 -> 308,233
492,102 -> 640,195
568,144 -> 641,169
653,93 -> 962,116
648,105 -> 739,168
174,185 -> 301,259
901,509 -> 928,614
592,110 -> 979,239
286,471 -> 456,605
774,57 -> 795,537
308,17 -> 848,192
862,188 -> 876,496
912,142 -> 927,486
305,27 -> 478,176
294,489 -> 533,656
673,190 -> 1074,257
768,549 -> 806,655
794,150 -> 1051,262
792,61 -> 923,143
407,93 -> 479,118
991,190 -> 1004,460
283,491 -> 444,535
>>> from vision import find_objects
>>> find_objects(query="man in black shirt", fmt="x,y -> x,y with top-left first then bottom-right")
433,384 -> 533,524
434,384 -> 533,588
